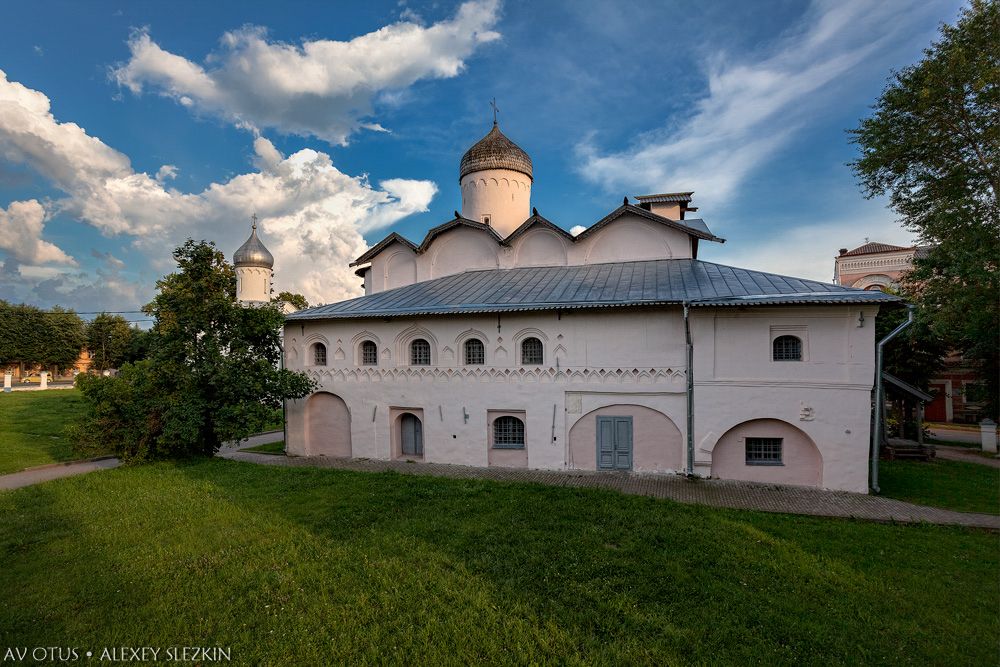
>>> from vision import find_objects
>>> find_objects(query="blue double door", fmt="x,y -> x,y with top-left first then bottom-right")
597,416 -> 633,470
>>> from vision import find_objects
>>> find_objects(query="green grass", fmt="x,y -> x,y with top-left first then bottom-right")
0,390 -> 88,474
243,440 -> 285,454
1,460 -> 997,664
880,458 -> 999,514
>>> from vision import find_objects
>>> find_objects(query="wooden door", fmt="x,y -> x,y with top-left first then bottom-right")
597,416 -> 632,470
400,413 -> 423,456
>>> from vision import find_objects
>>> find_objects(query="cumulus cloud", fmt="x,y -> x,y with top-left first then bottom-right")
112,0 -> 501,144
0,200 -> 75,265
578,0 -> 941,209
0,70 -> 437,307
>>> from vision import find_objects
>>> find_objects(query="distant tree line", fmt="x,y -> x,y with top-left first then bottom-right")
0,301 -> 153,375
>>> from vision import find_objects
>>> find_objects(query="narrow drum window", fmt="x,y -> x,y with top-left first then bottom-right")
745,437 -> 783,465
361,340 -> 378,366
521,337 -> 543,365
410,339 -> 431,366
772,335 -> 802,361
464,338 -> 485,365
493,416 -> 525,448
312,343 -> 327,366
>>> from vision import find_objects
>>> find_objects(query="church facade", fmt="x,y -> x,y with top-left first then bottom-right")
276,122 -> 896,493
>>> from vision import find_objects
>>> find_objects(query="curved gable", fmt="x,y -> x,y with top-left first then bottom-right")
428,225 -> 501,278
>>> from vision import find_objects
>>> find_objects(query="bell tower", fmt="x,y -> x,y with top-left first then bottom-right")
233,215 -> 274,304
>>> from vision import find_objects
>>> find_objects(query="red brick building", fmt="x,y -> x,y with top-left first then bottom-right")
834,241 -> 986,423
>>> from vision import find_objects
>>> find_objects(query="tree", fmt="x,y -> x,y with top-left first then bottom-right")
0,300 -> 84,374
86,313 -> 133,371
850,0 -> 1000,418
274,291 -> 309,310
73,240 -> 315,461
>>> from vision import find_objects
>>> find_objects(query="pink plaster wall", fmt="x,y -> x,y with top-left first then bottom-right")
710,419 -> 822,487
305,392 -> 352,457
569,404 -> 683,472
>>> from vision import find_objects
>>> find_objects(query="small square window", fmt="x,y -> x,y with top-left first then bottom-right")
746,437 -> 783,465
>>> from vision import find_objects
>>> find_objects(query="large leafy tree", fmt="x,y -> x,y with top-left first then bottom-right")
86,313 -> 134,371
74,240 -> 314,460
851,0 -> 999,418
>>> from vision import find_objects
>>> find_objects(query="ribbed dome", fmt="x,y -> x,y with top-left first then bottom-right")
459,123 -> 532,182
233,225 -> 274,269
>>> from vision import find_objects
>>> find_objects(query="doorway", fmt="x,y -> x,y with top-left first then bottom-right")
400,412 -> 423,457
597,416 -> 632,470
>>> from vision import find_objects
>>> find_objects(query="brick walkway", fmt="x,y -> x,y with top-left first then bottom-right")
0,457 -> 120,491
219,449 -> 999,530
935,445 -> 1000,469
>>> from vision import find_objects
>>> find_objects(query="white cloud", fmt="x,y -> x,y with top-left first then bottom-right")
155,164 -> 178,182
705,212 -> 916,283
578,0 -> 942,210
112,0 -> 501,145
0,200 -> 76,265
0,71 -> 437,307
569,225 -> 586,236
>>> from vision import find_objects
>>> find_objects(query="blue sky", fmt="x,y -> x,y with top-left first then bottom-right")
0,0 -> 963,312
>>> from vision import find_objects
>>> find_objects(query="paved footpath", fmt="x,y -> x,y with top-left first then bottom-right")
0,457 -> 121,491
220,447 -> 1000,530
935,445 -> 1000,468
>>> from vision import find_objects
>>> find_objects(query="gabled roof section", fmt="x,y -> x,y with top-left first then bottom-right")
574,203 -> 724,243
882,372 -> 934,403
350,232 -> 417,267
634,192 -> 694,204
503,211 -> 576,244
287,258 -> 899,321
416,214 -> 505,252
841,242 -> 911,257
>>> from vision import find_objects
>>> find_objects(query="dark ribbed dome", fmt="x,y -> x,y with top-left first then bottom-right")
459,123 -> 532,182
234,225 -> 274,269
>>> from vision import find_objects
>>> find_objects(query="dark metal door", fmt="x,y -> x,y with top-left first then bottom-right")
401,413 -> 423,456
597,416 -> 632,470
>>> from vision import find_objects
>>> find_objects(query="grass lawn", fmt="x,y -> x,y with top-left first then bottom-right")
0,390 -> 87,475
243,440 -> 285,454
879,458 -> 999,515
1,460 -> 998,664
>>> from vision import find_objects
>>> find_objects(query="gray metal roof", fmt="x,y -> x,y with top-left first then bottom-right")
635,192 -> 694,204
288,259 -> 900,321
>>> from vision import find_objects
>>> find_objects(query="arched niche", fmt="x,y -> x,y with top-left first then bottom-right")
710,418 -> 822,487
305,392 -> 352,458
568,404 -> 682,472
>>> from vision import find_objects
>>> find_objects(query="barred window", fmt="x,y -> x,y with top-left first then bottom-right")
312,343 -> 327,366
772,335 -> 802,361
521,337 -> 543,365
493,416 -> 525,448
410,339 -> 431,366
745,437 -> 783,465
464,338 -> 485,365
361,340 -> 378,366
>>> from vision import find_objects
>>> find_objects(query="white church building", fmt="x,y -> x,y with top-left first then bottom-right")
238,121 -> 897,493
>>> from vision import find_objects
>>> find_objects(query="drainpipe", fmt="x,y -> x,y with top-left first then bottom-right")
279,334 -> 288,454
871,305 -> 914,492
684,303 -> 695,475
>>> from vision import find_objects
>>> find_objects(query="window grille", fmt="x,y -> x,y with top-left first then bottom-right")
410,339 -> 431,366
361,340 -> 378,365
493,416 -> 525,447
521,337 -> 543,365
772,335 -> 802,361
464,338 -> 485,365
745,437 -> 783,465
313,343 -> 327,366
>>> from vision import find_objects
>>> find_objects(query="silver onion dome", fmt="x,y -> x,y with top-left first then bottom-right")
233,220 -> 274,269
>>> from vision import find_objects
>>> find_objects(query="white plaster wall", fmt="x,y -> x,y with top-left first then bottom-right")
460,168 -> 532,237
283,304 -> 880,492
236,266 -> 272,303
364,212 -> 697,294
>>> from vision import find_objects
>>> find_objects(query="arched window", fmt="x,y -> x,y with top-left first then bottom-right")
360,340 -> 378,366
410,339 -> 431,366
464,338 -> 485,365
521,337 -> 543,365
772,335 -> 802,361
312,342 -> 327,366
493,416 -> 525,448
